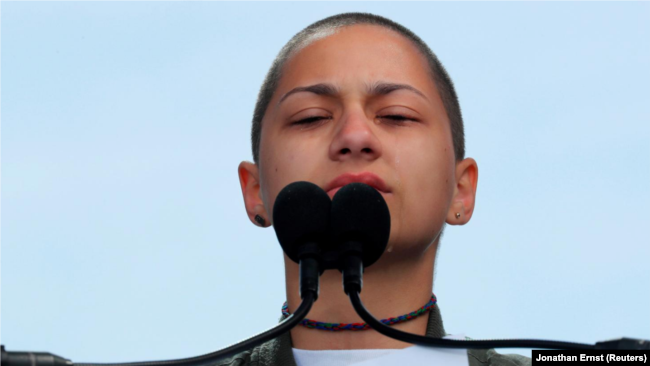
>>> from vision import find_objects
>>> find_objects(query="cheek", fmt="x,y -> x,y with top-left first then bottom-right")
259,153 -> 292,219
259,134 -> 325,219
406,157 -> 449,215
391,141 -> 454,243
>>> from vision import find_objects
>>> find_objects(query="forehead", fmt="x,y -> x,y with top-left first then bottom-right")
276,24 -> 437,98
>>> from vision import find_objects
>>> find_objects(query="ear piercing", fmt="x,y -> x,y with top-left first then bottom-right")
254,214 -> 266,226
455,213 -> 461,219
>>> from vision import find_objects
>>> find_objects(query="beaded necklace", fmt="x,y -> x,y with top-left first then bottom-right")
281,294 -> 437,331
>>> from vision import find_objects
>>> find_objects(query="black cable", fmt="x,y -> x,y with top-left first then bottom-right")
74,291 -> 316,366
349,291 -> 595,350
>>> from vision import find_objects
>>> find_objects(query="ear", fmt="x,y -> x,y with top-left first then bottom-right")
446,158 -> 479,225
238,161 -> 270,227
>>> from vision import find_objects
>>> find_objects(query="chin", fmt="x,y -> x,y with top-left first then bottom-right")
374,242 -> 427,264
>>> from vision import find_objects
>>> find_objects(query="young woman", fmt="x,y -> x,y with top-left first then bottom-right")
236,12 -> 530,366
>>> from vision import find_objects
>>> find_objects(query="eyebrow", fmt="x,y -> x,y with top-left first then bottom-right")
277,81 -> 428,105
278,83 -> 340,105
366,81 -> 428,102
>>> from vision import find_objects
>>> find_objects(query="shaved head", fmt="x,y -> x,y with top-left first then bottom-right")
250,12 -> 465,164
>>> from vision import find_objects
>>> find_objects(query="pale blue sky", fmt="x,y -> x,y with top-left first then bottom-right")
2,1 -> 649,361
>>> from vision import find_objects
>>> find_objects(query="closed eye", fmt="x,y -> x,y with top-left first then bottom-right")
292,116 -> 332,125
292,114 -> 417,126
379,114 -> 418,122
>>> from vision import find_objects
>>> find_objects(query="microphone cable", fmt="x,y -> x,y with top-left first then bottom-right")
72,291 -> 316,366
348,291 -> 649,350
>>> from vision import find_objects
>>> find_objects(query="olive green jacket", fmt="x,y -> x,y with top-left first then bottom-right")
214,304 -> 531,366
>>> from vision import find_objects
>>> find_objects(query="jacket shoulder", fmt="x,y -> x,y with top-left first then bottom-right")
205,341 -> 265,366
468,348 -> 532,366
208,348 -> 255,366
207,331 -> 295,366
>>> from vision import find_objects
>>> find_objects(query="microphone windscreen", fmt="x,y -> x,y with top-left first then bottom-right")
331,183 -> 390,268
272,181 -> 332,264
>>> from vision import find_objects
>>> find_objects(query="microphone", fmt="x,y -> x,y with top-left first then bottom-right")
330,182 -> 390,294
273,181 -> 332,300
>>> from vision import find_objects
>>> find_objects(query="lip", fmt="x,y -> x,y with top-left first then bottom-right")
324,172 -> 391,199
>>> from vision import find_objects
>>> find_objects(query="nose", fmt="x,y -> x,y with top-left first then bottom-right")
329,110 -> 382,162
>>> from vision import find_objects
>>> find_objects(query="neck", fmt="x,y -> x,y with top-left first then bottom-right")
285,242 -> 438,350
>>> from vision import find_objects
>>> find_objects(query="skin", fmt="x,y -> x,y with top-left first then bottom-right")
238,24 -> 478,350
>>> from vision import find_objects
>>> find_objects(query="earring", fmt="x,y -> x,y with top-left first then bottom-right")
455,213 -> 461,219
255,215 -> 266,226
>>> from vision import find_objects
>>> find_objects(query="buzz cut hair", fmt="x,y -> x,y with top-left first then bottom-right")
250,12 -> 465,164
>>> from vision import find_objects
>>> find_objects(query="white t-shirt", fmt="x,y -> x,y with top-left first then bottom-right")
292,348 -> 399,366
292,334 -> 468,366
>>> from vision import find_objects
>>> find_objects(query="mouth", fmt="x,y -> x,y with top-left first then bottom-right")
324,172 -> 391,200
